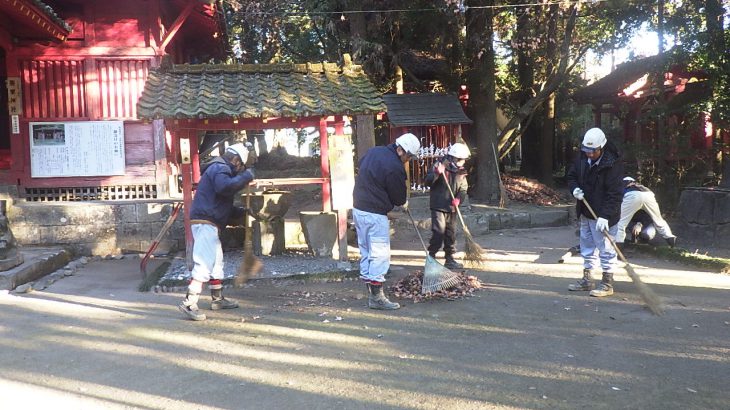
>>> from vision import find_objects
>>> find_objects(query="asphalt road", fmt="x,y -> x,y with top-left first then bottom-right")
1,226 -> 729,410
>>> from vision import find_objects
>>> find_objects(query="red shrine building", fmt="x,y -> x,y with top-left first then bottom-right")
0,0 -> 224,201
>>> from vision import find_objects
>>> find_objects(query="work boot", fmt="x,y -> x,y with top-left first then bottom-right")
590,272 -> 614,297
665,236 -> 677,248
210,288 -> 239,310
178,291 -> 206,321
444,255 -> 464,270
367,283 -> 400,310
568,269 -> 595,291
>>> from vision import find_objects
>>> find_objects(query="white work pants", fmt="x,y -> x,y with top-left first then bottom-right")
190,223 -> 225,283
616,191 -> 674,243
579,215 -> 618,274
353,208 -> 390,283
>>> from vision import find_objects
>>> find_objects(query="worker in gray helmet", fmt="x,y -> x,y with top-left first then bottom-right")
352,132 -> 421,310
178,143 -> 255,321
424,142 -> 470,270
566,128 -> 624,297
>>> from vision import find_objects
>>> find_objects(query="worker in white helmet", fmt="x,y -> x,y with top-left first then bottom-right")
178,142 -> 255,321
352,132 -> 421,310
566,127 -> 624,298
424,142 -> 471,269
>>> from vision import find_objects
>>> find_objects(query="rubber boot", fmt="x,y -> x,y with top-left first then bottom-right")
210,288 -> 239,310
178,291 -> 206,321
568,269 -> 595,291
590,272 -> 614,297
367,283 -> 400,310
444,254 -> 464,270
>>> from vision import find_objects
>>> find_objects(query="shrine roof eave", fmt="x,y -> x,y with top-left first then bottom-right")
137,57 -> 386,122
0,0 -> 71,41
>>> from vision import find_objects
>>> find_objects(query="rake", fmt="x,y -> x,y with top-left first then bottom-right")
234,185 -> 262,287
581,199 -> 664,315
405,208 -> 462,293
443,177 -> 486,267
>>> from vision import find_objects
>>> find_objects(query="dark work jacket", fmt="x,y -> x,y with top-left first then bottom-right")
424,157 -> 468,212
190,157 -> 253,230
566,140 -> 624,226
624,180 -> 651,193
353,144 -> 408,215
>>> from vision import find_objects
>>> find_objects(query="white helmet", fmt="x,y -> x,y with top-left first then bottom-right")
581,128 -> 607,152
395,133 -> 421,157
226,143 -> 249,163
623,176 -> 635,182
448,143 -> 471,159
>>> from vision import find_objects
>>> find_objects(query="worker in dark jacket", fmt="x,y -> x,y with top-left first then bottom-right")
566,128 -> 624,297
178,143 -> 255,321
353,133 -> 421,310
424,142 -> 470,269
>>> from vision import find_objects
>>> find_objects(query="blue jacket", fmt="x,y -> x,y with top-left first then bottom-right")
566,140 -> 624,226
190,157 -> 254,230
353,144 -> 408,215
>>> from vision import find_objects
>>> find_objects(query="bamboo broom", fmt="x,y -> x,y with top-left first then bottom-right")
443,175 -> 486,267
581,199 -> 664,315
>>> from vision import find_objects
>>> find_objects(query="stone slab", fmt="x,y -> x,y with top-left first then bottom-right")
0,246 -> 71,290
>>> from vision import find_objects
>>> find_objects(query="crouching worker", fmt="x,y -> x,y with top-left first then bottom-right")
616,177 -> 676,248
566,128 -> 624,298
352,133 -> 421,310
179,143 -> 255,321
626,209 -> 657,244
424,142 -> 470,270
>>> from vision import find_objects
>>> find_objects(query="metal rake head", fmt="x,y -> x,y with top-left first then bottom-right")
421,255 -> 462,294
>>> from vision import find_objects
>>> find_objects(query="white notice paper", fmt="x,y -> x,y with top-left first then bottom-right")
29,121 -> 125,178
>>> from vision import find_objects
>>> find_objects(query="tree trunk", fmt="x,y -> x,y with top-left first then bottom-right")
465,0 -> 500,203
355,115 -> 375,161
497,6 -> 580,159
537,4 -> 559,186
516,4 -> 541,179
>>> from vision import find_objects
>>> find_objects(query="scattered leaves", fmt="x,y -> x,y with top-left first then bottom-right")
390,270 -> 486,302
502,174 -> 566,205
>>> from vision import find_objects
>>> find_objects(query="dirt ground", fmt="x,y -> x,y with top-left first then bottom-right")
1,224 -> 729,410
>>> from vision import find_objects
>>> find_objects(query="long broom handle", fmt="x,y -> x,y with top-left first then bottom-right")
442,172 -> 471,235
580,198 -> 631,264
405,208 -> 430,255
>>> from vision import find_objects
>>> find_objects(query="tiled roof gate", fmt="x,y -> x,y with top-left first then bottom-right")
136,56 -> 385,265
137,58 -> 385,120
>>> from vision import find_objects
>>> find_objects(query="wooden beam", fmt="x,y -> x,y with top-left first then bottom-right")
159,0 -> 196,53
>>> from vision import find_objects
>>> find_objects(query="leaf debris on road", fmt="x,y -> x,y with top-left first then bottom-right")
390,270 -> 485,302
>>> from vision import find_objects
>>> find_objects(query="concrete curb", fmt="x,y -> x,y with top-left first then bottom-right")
0,247 -> 72,290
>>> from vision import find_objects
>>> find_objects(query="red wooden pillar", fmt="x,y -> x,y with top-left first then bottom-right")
319,118 -> 331,212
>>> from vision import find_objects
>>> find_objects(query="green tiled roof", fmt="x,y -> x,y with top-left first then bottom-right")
383,93 -> 472,126
31,0 -> 72,32
137,58 -> 385,120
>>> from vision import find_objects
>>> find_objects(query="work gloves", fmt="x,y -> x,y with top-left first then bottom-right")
434,161 -> 446,175
595,217 -> 609,233
451,198 -> 460,208
572,187 -> 584,201
632,222 -> 643,239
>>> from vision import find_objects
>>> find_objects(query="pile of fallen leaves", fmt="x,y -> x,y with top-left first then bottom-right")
502,174 -> 567,205
390,270 -> 486,302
